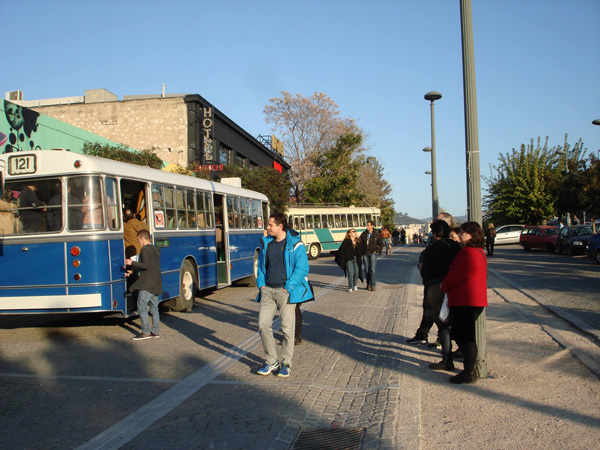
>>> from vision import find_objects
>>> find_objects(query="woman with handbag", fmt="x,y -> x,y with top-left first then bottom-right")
441,222 -> 488,384
335,229 -> 363,292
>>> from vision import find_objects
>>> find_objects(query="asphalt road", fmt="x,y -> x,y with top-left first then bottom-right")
485,243 -> 600,331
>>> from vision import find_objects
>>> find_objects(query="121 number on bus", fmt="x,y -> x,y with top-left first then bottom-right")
8,154 -> 37,175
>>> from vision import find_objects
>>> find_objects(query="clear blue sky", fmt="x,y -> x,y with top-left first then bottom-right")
4,0 -> 599,220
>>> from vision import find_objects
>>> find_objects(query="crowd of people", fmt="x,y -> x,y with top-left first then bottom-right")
251,211 -> 488,383
122,207 -> 487,385
406,212 -> 488,384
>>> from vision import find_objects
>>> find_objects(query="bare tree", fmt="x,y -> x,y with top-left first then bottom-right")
264,91 -> 361,202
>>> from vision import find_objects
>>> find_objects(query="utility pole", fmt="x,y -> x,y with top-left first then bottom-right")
460,0 -> 486,379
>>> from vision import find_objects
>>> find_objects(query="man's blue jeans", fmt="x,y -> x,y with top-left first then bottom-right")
137,290 -> 160,335
363,253 -> 377,287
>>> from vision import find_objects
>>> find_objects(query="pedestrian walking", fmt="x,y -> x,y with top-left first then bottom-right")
485,223 -> 496,256
255,213 -> 312,378
335,228 -> 364,292
441,221 -> 488,384
381,226 -> 393,255
126,229 -> 163,340
360,220 -> 383,291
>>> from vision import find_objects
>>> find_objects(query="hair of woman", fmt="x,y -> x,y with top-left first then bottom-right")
461,221 -> 485,248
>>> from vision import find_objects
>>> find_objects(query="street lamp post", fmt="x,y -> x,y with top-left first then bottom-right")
423,147 -> 436,219
424,91 -> 441,219
557,150 -> 571,226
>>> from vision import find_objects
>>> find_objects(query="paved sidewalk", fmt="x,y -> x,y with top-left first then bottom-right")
105,248 -> 599,449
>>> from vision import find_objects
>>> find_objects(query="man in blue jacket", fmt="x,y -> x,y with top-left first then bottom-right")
256,212 -> 312,378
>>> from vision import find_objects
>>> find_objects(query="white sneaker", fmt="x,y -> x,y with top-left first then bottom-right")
349,288 -> 353,292
354,287 -> 359,291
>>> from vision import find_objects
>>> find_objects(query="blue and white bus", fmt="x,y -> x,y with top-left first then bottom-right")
0,150 -> 268,315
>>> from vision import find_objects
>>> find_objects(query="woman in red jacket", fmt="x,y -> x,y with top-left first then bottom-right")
441,221 -> 488,384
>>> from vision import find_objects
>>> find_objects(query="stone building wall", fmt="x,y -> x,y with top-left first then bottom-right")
32,97 -> 188,166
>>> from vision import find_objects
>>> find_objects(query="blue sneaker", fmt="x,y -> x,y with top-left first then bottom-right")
257,360 -> 279,376
276,363 -> 291,378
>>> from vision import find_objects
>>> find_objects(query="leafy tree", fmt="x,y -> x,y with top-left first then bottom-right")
220,165 -> 292,213
355,156 -> 396,228
484,136 -> 586,225
264,91 -> 362,202
303,132 -> 365,206
557,155 -> 600,219
82,142 -> 164,169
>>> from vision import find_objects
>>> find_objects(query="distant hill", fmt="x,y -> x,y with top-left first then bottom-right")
394,213 -> 426,225
395,213 -> 467,225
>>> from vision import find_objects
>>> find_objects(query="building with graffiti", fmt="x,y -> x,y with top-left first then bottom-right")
6,89 -> 289,176
1,97 -> 130,155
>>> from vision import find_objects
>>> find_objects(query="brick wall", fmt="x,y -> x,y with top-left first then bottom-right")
33,98 -> 189,166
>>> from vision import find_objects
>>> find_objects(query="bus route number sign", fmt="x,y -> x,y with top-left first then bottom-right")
8,154 -> 37,175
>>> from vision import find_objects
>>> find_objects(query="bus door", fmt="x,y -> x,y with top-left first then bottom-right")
213,194 -> 230,287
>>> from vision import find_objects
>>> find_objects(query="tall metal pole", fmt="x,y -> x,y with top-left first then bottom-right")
564,153 -> 571,226
424,148 -> 435,220
460,0 -> 481,224
460,0 -> 486,379
425,91 -> 442,219
430,101 -> 440,219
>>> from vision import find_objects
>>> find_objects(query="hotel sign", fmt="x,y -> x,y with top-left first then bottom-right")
202,107 -> 214,164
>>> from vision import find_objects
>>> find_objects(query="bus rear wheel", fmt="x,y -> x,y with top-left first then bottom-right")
308,243 -> 321,260
172,259 -> 197,312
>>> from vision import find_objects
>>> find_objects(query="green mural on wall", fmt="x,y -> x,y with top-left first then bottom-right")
0,100 -> 132,154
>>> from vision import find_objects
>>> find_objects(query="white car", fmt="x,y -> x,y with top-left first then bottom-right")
494,224 -> 525,245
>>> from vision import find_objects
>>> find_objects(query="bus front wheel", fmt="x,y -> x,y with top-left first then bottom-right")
308,243 -> 321,260
172,259 -> 197,312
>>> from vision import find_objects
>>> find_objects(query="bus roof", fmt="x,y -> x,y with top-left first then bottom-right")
1,150 -> 268,201
287,206 -> 380,214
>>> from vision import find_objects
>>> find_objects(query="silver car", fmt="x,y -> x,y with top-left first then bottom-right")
494,224 -> 525,245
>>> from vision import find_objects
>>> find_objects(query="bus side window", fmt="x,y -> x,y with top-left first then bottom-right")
164,186 -> 176,229
327,214 -> 334,228
226,197 -> 233,227
196,190 -> 206,228
313,215 -> 321,229
252,200 -> 260,228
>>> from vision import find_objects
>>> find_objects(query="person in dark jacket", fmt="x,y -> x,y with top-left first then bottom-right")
407,212 -> 454,345
335,228 -> 364,292
485,223 -> 496,256
18,183 -> 45,232
126,229 -> 163,340
360,220 -> 383,291
420,220 -> 460,371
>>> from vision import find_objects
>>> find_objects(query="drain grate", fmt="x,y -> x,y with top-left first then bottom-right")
291,427 -> 366,450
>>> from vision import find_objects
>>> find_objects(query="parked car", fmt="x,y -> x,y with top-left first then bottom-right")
519,225 -> 559,252
494,224 -> 525,245
557,225 -> 595,255
586,233 -> 600,264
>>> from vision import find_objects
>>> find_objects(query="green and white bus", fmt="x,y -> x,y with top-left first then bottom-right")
287,206 -> 381,260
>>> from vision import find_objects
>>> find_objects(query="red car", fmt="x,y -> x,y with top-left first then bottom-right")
519,225 -> 559,252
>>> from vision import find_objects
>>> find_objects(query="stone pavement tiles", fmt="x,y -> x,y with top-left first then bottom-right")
122,261 -> 420,450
